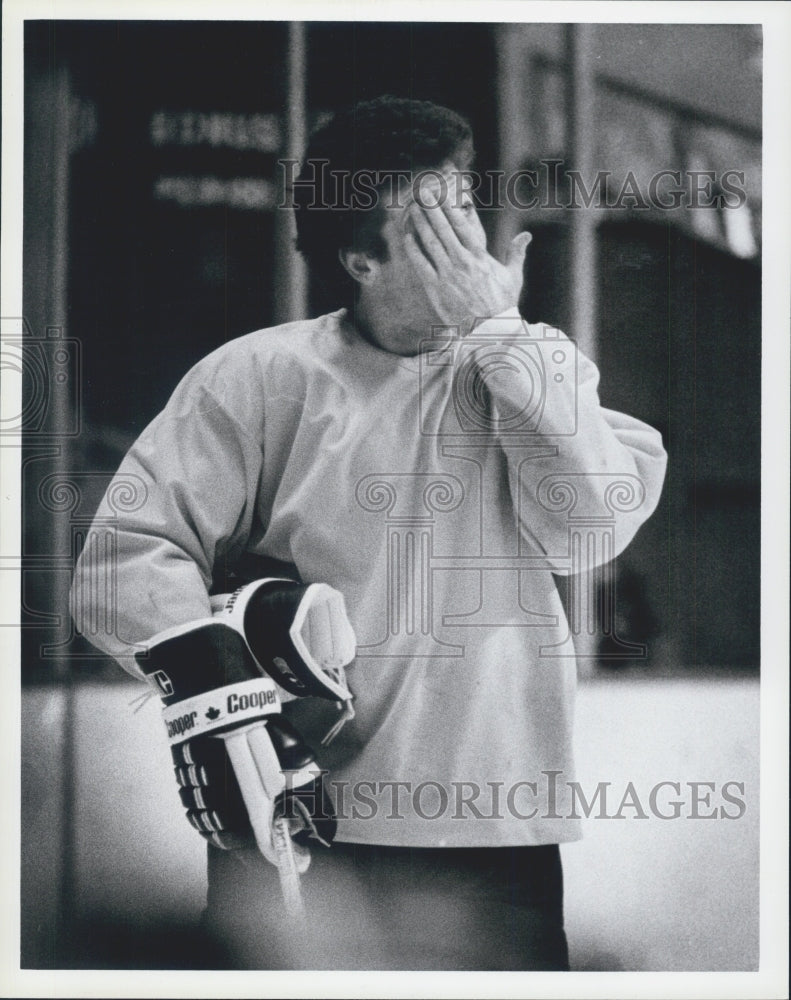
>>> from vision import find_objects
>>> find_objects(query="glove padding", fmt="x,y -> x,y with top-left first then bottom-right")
136,619 -> 336,863
210,578 -> 356,743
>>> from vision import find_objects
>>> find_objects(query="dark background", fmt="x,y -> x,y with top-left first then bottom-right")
22,20 -> 760,676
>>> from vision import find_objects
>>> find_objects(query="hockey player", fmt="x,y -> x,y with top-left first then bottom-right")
71,96 -> 667,969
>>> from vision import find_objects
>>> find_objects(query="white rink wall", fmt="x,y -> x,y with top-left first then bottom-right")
22,675 -> 759,970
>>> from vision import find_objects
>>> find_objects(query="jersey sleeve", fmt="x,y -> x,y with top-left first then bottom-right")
70,375 -> 265,678
471,310 -> 668,570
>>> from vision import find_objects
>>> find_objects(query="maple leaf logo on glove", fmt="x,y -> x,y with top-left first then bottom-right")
205,706 -> 220,721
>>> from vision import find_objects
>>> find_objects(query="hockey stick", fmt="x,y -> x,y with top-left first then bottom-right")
221,723 -> 309,926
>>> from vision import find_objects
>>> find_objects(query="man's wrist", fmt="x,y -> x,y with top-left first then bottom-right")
469,306 -> 523,338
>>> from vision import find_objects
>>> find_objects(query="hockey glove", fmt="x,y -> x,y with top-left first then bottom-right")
136,619 -> 335,865
210,578 -> 356,744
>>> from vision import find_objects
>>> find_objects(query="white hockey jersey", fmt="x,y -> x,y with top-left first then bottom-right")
72,308 -> 667,846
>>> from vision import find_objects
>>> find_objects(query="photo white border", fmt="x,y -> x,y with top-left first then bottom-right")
2,2 -> 788,998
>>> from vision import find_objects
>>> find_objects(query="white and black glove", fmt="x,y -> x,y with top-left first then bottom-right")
210,577 -> 356,744
136,619 -> 337,865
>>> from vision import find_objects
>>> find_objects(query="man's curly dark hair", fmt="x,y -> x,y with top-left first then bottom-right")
293,95 -> 474,305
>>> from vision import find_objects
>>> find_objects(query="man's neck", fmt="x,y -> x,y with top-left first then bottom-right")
353,290 -> 426,357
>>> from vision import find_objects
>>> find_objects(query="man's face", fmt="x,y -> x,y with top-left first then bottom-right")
367,162 -> 488,352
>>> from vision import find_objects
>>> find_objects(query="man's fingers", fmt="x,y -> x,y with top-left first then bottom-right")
438,192 -> 486,256
404,230 -> 438,279
408,201 -> 453,272
505,231 -> 532,279
415,192 -> 469,264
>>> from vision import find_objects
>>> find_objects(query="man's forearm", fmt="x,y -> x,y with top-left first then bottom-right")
70,522 -> 214,675
469,312 -> 668,567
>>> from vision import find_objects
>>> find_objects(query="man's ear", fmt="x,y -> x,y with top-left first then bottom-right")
338,247 -> 377,285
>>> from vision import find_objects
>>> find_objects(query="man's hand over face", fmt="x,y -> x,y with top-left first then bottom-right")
404,188 -> 532,338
